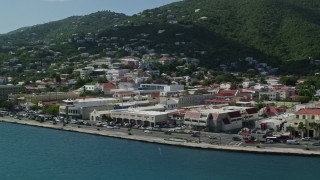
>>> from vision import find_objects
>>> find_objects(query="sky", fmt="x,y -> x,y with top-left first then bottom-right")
0,0 -> 180,34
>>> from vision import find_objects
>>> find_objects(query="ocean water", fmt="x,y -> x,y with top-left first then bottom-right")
0,122 -> 319,180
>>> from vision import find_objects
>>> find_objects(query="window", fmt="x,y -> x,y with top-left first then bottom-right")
296,115 -> 299,119
303,115 -> 306,119
312,115 -> 315,119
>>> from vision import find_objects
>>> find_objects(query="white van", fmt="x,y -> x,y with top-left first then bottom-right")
286,140 -> 300,145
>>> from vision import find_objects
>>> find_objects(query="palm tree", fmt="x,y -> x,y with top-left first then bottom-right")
298,122 -> 306,138
102,114 -> 113,124
286,126 -> 295,138
309,121 -> 320,137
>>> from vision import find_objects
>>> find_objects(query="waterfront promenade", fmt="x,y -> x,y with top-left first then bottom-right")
1,117 -> 320,156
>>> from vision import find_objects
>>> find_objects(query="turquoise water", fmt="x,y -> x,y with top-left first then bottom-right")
0,122 -> 319,180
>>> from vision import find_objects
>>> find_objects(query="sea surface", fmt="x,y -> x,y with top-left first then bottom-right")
0,122 -> 319,180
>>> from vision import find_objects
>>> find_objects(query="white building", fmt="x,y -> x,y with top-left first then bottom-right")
183,106 -> 258,132
84,85 -> 100,92
171,94 -> 216,108
59,101 -> 114,120
242,81 -> 256,88
109,109 -> 169,127
139,84 -> 184,92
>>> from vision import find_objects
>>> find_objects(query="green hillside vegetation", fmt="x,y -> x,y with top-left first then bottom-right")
1,0 -> 320,74
0,11 -> 127,45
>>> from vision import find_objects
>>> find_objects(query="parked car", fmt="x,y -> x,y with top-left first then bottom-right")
244,139 -> 254,143
232,136 -> 242,141
132,125 -> 140,129
314,136 -> 320,140
301,137 -> 311,141
264,140 -> 274,144
287,140 -> 300,145
311,142 -> 320,146
144,130 -> 152,134
191,132 -> 200,137
164,131 -> 172,135
146,127 -> 153,130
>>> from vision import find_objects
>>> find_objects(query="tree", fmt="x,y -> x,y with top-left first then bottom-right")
259,77 -> 267,84
286,126 -> 295,138
214,73 -> 235,84
259,94 -> 269,101
102,114 -> 113,123
101,64 -> 109,69
30,105 -> 42,111
75,78 -> 86,89
201,80 -> 211,86
254,103 -> 264,111
59,86 -> 69,92
194,89 -> 209,95
0,100 -> 15,110
43,104 -> 59,115
230,82 -> 238,90
298,122 -> 306,137
279,76 -> 298,86
309,121 -> 320,137
97,76 -> 109,83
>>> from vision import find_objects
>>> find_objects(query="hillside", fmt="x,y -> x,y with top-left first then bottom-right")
0,11 -> 127,45
125,0 -> 320,61
1,0 -> 320,74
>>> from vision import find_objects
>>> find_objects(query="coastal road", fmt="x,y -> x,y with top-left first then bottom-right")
65,123 -> 320,150
4,116 -> 320,151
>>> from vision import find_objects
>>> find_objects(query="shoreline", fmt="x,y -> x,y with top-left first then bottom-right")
1,118 -> 320,157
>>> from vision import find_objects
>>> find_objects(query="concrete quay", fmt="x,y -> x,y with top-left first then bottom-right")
1,117 -> 320,157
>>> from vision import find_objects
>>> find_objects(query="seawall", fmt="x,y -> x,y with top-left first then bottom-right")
1,118 -> 320,157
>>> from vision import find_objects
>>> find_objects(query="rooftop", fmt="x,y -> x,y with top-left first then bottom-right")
296,109 -> 320,115
113,109 -> 168,116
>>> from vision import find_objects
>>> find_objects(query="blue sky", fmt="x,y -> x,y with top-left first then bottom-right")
0,0 -> 179,34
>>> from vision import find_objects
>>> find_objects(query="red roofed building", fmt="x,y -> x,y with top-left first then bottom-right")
168,109 -> 186,125
183,106 -> 258,132
215,89 -> 240,98
290,95 -> 300,101
209,83 -> 220,88
293,108 -> 320,137
239,92 -> 253,100
262,105 -> 286,117
295,109 -> 320,116
99,82 -> 117,95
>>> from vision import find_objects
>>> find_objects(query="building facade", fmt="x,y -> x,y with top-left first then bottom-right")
139,84 -> 184,92
109,109 -> 168,127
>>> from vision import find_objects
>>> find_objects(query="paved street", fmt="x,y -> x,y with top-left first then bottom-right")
3,116 -> 320,152
52,120 -> 320,151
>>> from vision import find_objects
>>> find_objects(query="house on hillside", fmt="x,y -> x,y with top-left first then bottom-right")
99,82 -> 117,96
